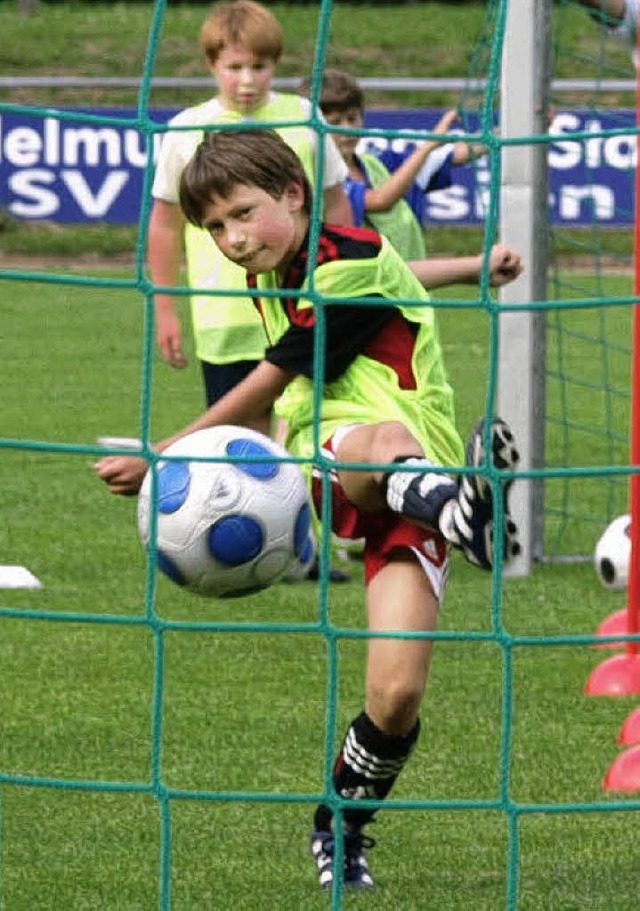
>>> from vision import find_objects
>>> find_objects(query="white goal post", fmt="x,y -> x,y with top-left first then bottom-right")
498,0 -> 552,575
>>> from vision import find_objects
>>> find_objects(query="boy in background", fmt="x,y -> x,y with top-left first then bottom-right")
96,128 -> 521,891
298,69 -> 485,262
149,1 -> 351,422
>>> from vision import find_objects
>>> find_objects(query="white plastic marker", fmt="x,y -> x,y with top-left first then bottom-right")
0,566 -> 43,588
97,436 -> 143,449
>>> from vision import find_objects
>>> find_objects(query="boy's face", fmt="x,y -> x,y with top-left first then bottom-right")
200,181 -> 307,277
211,44 -> 275,113
324,107 -> 363,162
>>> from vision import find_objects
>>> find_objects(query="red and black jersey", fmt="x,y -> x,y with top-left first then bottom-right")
247,224 -> 417,384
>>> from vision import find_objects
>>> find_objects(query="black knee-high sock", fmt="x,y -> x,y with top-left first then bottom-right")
314,711 -> 420,832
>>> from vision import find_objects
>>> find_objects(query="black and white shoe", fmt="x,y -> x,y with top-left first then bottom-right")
311,829 -> 375,889
440,417 -> 521,570
385,458 -> 458,529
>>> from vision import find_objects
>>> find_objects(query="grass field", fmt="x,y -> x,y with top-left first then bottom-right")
0,272 -> 637,909
1,1 -> 639,907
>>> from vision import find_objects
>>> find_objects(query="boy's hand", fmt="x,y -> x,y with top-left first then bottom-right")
486,244 -> 524,287
433,108 -> 459,136
156,297 -> 187,369
94,455 -> 148,496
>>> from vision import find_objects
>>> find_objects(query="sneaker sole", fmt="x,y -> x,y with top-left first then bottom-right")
466,417 -> 520,507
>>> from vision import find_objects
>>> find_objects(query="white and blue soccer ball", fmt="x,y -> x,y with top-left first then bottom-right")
285,526 -> 317,581
137,426 -> 312,599
594,514 -> 631,592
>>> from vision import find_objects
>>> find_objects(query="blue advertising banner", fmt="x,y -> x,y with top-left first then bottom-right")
0,107 -> 635,226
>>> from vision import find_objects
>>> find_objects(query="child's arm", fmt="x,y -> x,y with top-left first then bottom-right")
576,0 -> 626,25
94,361 -> 293,496
407,243 -> 523,290
364,108 -> 459,213
148,199 -> 188,369
323,184 -> 354,225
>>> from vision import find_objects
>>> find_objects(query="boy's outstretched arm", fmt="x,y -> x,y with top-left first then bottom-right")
407,243 -> 523,290
364,109 -> 459,214
94,361 -> 293,496
576,0 -> 626,24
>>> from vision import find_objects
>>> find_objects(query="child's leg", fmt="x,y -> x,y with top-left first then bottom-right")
311,549 -> 439,889
334,420 -> 457,520
334,418 -> 520,572
316,551 -> 437,833
365,551 -> 438,734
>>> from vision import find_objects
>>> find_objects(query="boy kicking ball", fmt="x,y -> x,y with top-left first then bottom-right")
95,128 -> 521,890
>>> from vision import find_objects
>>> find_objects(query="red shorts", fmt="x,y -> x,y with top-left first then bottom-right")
312,429 -> 449,597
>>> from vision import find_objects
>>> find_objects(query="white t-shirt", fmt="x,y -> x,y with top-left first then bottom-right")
151,92 -> 349,365
152,92 -> 347,202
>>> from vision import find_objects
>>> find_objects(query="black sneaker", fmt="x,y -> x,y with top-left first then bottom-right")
310,829 -> 375,889
440,417 -> 521,570
306,558 -> 350,583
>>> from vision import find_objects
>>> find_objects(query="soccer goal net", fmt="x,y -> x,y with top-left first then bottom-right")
497,0 -> 633,567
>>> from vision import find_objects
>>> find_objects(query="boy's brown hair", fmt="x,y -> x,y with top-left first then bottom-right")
179,129 -> 313,227
200,0 -> 283,66
298,68 -> 364,116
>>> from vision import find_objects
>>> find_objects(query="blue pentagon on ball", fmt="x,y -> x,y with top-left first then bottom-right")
293,502 -> 311,558
299,535 -> 314,567
208,514 -> 264,565
156,550 -> 187,586
156,461 -> 191,513
226,438 -> 279,480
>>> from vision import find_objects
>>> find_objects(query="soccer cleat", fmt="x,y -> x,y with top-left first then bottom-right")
310,829 -> 376,889
440,417 -> 521,570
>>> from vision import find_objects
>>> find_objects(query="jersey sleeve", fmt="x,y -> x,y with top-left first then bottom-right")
375,143 -> 456,226
343,176 -> 367,227
414,144 -> 455,193
151,128 -> 184,202
377,143 -> 455,194
151,109 -> 208,202
264,301 -> 395,382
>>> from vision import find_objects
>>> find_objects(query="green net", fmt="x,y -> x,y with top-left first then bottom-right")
1,1 -> 639,908
546,0 -> 633,558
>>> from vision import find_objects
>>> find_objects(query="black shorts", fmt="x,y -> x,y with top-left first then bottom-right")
200,359 -> 260,407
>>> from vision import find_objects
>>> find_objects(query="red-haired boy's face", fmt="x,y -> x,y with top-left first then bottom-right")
201,181 -> 307,277
211,44 -> 275,113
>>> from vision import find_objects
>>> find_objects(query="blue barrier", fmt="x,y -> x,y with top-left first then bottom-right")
0,107 -> 634,226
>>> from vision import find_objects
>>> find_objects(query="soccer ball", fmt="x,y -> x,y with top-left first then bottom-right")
137,426 -> 312,598
594,514 -> 631,592
285,526 -> 317,581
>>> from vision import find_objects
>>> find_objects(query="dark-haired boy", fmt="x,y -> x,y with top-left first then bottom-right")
96,128 -> 521,891
299,69 -> 486,258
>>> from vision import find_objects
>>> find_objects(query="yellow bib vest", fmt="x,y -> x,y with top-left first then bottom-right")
184,96 -> 317,365
358,152 -> 427,261
255,236 -> 463,472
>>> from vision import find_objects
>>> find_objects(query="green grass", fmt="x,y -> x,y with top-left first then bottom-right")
0,273 -> 636,909
0,2 -> 510,107
1,1 -> 638,907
